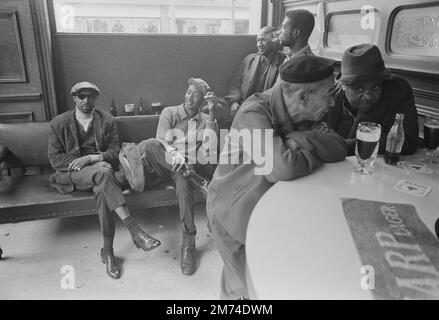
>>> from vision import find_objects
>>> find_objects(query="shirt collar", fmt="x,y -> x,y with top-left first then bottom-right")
178,103 -> 201,122
258,51 -> 275,63
287,44 -> 311,59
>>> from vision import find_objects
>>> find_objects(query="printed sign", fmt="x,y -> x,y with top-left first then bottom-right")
342,198 -> 439,300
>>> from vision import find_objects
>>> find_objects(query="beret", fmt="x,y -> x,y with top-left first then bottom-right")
70,81 -> 100,95
280,55 -> 335,83
188,78 -> 210,96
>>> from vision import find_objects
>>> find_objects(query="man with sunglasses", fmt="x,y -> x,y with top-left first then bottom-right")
48,81 -> 161,280
326,44 -> 419,155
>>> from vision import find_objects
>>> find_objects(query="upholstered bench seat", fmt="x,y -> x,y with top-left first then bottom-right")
0,115 -> 205,224
0,173 -> 204,224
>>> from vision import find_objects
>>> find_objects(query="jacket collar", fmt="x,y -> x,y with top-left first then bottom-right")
268,85 -> 295,135
178,103 -> 202,122
268,83 -> 319,135
286,44 -> 312,60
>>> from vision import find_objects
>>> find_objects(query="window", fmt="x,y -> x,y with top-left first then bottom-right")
325,11 -> 377,51
390,4 -> 439,58
52,0 -> 262,35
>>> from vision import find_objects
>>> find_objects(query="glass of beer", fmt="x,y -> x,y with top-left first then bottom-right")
354,122 -> 381,175
423,118 -> 439,164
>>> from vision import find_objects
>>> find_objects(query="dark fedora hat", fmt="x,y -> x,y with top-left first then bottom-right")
338,43 -> 390,84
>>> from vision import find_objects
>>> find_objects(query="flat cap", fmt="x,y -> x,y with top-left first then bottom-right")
188,78 -> 210,96
280,55 -> 335,83
70,81 -> 100,95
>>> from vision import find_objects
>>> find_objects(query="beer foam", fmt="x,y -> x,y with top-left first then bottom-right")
357,130 -> 380,142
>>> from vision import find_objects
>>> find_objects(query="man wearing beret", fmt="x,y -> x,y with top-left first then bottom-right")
224,26 -> 285,118
121,78 -> 219,276
48,81 -> 161,280
326,43 -> 418,155
207,56 -> 348,299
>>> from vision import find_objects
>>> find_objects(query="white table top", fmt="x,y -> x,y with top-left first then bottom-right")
246,155 -> 439,300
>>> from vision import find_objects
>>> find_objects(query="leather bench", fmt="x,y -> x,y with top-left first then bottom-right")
0,115 -> 204,258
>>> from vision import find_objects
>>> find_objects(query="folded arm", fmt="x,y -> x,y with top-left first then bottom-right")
47,124 -> 78,171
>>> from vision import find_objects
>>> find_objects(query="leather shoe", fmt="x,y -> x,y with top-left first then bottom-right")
132,230 -> 161,252
180,231 -> 196,275
180,246 -> 196,275
100,248 -> 121,279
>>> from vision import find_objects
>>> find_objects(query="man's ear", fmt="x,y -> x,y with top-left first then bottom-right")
292,28 -> 301,38
297,89 -> 306,105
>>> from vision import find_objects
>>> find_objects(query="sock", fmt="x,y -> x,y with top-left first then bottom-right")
122,216 -> 142,237
103,236 -> 114,255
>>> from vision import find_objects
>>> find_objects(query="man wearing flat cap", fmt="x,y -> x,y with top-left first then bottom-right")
207,56 -> 348,299
48,81 -> 161,280
121,77 -> 219,276
326,43 -> 418,155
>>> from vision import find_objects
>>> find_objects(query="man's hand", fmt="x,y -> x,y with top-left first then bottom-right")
180,164 -> 195,180
230,102 -> 240,117
68,155 -> 92,171
68,154 -> 105,171
204,92 -> 218,113
312,122 -> 331,134
170,150 -> 187,173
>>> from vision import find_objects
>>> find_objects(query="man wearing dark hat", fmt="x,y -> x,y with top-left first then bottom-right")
121,78 -> 219,276
206,56 -> 348,299
225,26 -> 285,117
327,43 -> 418,155
48,81 -> 161,280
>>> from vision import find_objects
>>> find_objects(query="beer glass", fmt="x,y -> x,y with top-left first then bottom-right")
423,118 -> 439,164
354,122 -> 381,175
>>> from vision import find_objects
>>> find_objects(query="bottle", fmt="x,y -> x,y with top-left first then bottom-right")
109,99 -> 118,117
385,113 -> 405,165
138,97 -> 144,115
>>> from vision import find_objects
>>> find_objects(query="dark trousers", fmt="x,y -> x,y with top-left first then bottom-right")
71,162 -> 126,240
138,138 -> 214,234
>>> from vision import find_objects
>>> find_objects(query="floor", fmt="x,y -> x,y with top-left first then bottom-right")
0,205 -> 223,300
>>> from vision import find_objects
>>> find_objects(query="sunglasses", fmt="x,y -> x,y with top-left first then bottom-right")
75,93 -> 97,100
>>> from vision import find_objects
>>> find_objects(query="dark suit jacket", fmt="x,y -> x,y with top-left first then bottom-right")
47,108 -> 120,192
225,51 -> 285,106
207,85 -> 348,244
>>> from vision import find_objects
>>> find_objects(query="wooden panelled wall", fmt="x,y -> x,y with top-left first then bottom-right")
0,0 -> 56,123
283,0 -> 439,126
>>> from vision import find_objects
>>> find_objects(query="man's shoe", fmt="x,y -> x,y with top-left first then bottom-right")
180,231 -> 196,276
100,248 -> 121,279
132,230 -> 161,252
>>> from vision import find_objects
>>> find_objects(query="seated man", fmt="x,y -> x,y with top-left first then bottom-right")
224,26 -> 285,117
207,56 -> 348,299
326,43 -> 419,155
48,81 -> 160,280
121,78 -> 219,276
